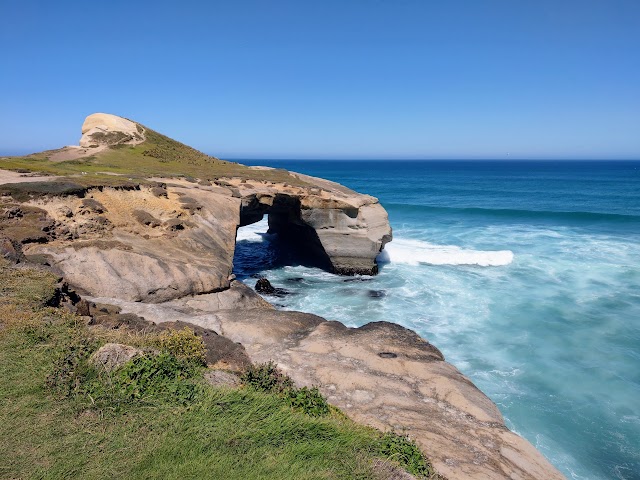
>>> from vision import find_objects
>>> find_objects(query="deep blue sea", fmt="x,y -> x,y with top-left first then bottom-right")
232,160 -> 640,480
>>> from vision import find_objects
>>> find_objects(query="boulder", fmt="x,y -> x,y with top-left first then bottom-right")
255,278 -> 276,294
90,343 -> 143,372
204,370 -> 242,387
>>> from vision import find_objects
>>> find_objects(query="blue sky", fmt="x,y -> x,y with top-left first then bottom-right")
1,0 -> 638,159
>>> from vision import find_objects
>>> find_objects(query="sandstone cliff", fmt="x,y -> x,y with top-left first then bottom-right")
0,114 -> 563,480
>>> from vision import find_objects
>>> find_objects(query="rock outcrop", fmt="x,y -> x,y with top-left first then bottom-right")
90,343 -> 143,372
233,173 -> 392,275
79,292 -> 563,480
79,113 -> 145,147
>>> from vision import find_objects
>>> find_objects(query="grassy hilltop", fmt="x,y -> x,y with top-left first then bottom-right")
0,120 -> 305,187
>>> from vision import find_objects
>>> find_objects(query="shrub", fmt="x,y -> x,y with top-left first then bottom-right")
378,431 -> 438,478
46,335 -> 100,397
117,352 -> 200,405
241,362 -> 329,417
155,327 -> 206,365
286,386 -> 330,417
241,361 -> 293,394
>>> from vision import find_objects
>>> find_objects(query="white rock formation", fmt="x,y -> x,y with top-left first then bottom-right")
79,113 -> 145,147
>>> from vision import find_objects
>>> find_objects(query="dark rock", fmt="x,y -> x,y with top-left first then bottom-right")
158,321 -> 252,372
132,209 -> 161,228
150,186 -> 168,198
23,253 -> 52,266
286,277 -> 305,283
74,299 -> 92,317
271,288 -> 292,297
88,313 -> 153,332
378,352 -> 398,359
80,198 -> 106,214
255,278 -> 276,294
164,218 -> 193,231
6,207 -> 23,219
368,289 -> 386,299
0,236 -> 19,263
47,281 -> 81,310
179,197 -> 202,213
90,302 -> 122,316
343,277 -> 373,282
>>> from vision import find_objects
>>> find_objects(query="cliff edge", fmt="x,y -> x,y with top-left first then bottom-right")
0,114 -> 563,480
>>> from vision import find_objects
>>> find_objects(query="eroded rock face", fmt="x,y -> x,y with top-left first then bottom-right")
211,311 -> 564,480
21,183 -> 240,302
79,113 -> 145,147
229,173 -> 392,275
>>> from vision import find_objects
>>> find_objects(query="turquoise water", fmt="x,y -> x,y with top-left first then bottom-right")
233,160 -> 640,480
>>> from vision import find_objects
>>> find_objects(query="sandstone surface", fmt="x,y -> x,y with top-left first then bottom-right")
79,113 -> 145,147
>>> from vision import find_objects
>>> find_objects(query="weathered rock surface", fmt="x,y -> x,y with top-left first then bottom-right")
213,311 -> 563,480
228,174 -> 392,275
21,184 -> 240,302
90,343 -> 143,372
80,113 -> 145,147
98,297 -> 563,480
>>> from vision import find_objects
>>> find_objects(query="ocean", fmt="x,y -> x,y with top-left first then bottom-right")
232,160 -> 640,480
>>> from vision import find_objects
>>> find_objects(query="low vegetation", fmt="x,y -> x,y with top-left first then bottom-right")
0,122 -> 308,188
0,260 -> 443,479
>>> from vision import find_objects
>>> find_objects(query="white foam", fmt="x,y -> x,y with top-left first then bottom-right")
236,218 -> 270,242
378,237 -> 514,267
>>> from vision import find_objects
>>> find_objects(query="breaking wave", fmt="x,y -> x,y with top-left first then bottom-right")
377,237 -> 514,267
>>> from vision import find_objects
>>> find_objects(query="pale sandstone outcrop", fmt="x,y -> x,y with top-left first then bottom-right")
79,113 -> 145,147
23,184 -> 240,302
226,174 -> 392,275
93,297 -> 563,480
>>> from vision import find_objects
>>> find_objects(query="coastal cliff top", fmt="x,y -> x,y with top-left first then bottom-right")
0,113 -> 341,190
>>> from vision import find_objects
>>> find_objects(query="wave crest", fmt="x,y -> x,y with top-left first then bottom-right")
378,238 -> 514,267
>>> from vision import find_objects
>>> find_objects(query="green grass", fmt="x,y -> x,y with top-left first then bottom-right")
0,261 -> 443,479
0,122 -> 308,188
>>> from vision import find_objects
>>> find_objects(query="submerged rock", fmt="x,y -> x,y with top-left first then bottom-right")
255,278 -> 276,294
367,289 -> 386,298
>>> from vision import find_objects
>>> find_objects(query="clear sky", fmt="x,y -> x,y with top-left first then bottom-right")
1,0 -> 639,159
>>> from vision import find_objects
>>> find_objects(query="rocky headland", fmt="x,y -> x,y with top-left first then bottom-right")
0,113 -> 563,479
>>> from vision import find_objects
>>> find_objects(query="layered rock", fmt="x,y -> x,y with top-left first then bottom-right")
18,182 -> 240,302
229,173 -> 392,275
79,112 -> 145,147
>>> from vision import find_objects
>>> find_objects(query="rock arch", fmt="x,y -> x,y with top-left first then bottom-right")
238,185 -> 392,276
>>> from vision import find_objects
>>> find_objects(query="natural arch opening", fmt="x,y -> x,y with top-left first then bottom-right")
233,194 -> 334,278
